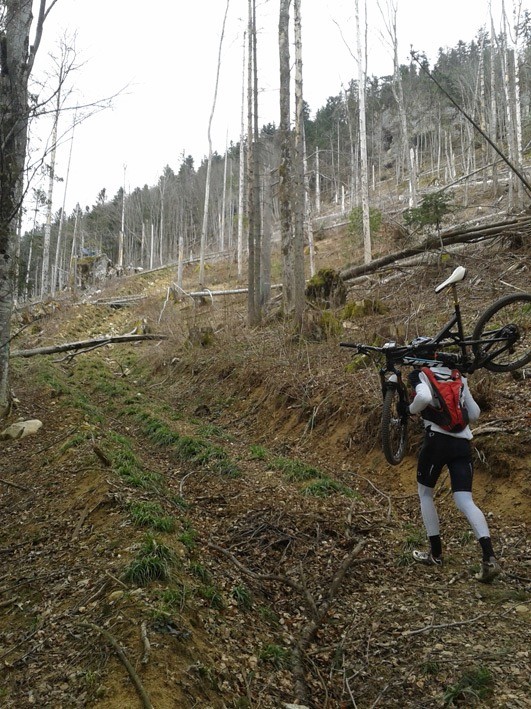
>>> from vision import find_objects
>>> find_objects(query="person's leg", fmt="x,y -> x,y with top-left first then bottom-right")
417,483 -> 443,560
413,430 -> 444,565
448,441 -> 500,582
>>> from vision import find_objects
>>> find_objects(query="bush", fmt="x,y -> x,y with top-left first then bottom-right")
348,206 -> 382,239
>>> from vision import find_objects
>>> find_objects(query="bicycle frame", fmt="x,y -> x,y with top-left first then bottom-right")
340,266 -> 530,465
417,281 -> 521,371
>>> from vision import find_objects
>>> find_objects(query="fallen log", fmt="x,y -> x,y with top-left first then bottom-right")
10,333 -> 168,359
340,216 -> 531,281
179,283 -> 283,300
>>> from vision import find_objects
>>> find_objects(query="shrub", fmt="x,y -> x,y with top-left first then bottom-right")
348,206 -> 382,239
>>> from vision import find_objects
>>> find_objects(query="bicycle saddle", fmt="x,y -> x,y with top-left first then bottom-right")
435,266 -> 467,293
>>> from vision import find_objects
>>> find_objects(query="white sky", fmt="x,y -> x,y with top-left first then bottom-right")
28,0 -> 528,218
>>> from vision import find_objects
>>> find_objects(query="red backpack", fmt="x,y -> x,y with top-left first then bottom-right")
420,367 -> 470,433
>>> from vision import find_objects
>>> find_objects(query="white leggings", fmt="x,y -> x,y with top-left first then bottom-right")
418,483 -> 490,539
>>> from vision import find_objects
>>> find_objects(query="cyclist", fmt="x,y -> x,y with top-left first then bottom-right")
407,364 -> 501,583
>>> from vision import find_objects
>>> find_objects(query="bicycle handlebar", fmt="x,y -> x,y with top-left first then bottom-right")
340,341 -> 464,369
339,342 -> 409,355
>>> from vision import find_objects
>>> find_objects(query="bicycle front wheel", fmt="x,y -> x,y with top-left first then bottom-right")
472,293 -> 531,372
381,388 -> 408,465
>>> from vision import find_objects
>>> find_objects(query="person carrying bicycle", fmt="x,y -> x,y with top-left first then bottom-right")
407,363 -> 501,583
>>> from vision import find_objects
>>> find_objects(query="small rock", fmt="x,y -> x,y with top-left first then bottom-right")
108,590 -> 124,603
0,419 -> 43,440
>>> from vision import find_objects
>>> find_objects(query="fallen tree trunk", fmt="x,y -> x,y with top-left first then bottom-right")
11,333 -> 168,359
340,215 -> 531,281
178,283 -> 283,300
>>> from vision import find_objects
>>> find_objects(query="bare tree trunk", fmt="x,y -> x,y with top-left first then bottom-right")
237,31 -> 246,281
378,0 -> 416,206
53,108 -> 76,294
246,0 -> 255,320
0,0 -> 54,416
261,166 -> 272,305
315,146 -> 321,214
220,139 -> 228,252
42,81 -> 61,296
140,221 -> 146,268
303,127 -> 315,277
118,165 -> 125,271
177,222 -> 184,289
278,0 -> 294,316
68,206 -> 80,291
251,0 -> 262,321
356,0 -> 371,264
489,8 -> 499,194
199,0 -> 230,287
508,0 -> 525,208
292,0 -> 305,323
499,7 -> 518,206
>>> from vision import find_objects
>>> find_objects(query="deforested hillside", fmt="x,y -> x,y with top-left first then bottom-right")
1,228 -> 529,708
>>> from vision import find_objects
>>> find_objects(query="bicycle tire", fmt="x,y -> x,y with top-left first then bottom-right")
472,293 -> 531,372
381,387 -> 408,465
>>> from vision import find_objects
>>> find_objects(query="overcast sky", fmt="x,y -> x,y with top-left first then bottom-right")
28,0 -> 528,219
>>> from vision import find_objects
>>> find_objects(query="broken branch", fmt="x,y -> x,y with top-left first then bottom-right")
82,622 -> 153,709
11,333 -> 168,359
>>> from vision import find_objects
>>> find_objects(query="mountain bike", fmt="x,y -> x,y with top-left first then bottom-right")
340,266 -> 530,465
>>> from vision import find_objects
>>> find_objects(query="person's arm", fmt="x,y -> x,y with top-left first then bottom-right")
408,370 -> 433,414
463,378 -> 481,423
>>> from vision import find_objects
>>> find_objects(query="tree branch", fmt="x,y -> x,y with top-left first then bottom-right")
82,622 -> 153,709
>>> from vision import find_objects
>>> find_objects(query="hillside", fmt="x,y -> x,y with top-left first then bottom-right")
0,227 -> 530,708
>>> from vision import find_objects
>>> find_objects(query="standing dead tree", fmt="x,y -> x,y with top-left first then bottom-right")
198,0 -> 230,288
278,0 -> 305,324
0,0 -> 59,417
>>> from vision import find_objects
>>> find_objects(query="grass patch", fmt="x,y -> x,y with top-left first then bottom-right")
422,660 -> 440,675
249,444 -> 268,460
403,528 -> 425,550
129,501 -> 175,532
258,606 -> 280,625
59,432 -> 88,454
107,431 -> 163,490
189,562 -> 211,584
259,643 -> 291,669
124,535 -> 175,586
301,477 -> 358,498
443,666 -> 494,706
199,585 -> 225,610
270,456 -> 324,482
197,423 -> 232,440
134,412 -> 182,446
399,525 -> 425,563
174,435 -> 240,477
178,524 -> 198,551
152,585 -> 188,617
232,584 -> 253,610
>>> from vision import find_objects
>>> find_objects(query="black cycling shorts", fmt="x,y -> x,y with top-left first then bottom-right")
417,428 -> 473,492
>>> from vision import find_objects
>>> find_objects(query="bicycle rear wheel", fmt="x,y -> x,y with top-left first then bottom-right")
381,388 -> 408,465
472,293 -> 531,372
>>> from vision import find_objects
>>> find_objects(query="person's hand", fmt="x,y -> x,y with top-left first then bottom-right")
408,369 -> 422,389
397,399 -> 409,418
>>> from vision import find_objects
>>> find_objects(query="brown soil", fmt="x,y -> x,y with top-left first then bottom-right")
1,233 -> 530,709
